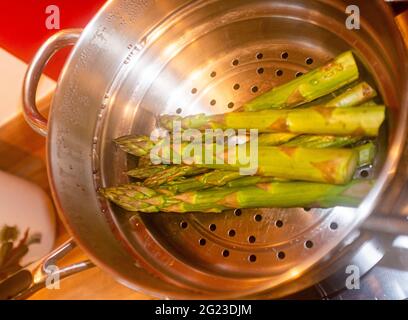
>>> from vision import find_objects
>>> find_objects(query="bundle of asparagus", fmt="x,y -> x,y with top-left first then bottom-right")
100,180 -> 374,213
102,51 -> 385,213
159,105 -> 384,136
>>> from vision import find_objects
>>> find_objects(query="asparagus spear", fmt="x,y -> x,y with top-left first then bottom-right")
225,176 -> 279,188
123,140 -> 359,185
324,81 -> 377,108
161,143 -> 371,192
117,81 -> 377,155
160,170 -> 242,193
162,139 -> 373,188
282,135 -> 362,148
123,134 -> 367,187
137,155 -> 153,168
357,100 -> 378,107
356,141 -> 376,167
127,165 -> 169,179
143,165 -> 210,187
116,82 -> 379,155
101,179 -> 373,213
99,184 -> 159,212
242,51 -> 359,111
160,105 -> 385,137
116,133 -> 298,157
232,82 -> 376,144
127,143 -> 359,184
256,133 -> 299,145
185,145 -> 359,184
114,135 -> 156,156
105,142 -> 373,203
116,132 -> 361,160
150,140 -> 373,193
115,142 -> 374,200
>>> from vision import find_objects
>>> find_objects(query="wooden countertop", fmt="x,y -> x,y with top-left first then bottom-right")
0,96 -> 151,300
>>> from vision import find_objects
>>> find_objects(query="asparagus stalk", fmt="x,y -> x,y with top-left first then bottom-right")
186,145 -> 359,184
157,140 -> 373,192
229,82 -> 377,143
256,133 -> 299,145
143,165 -> 210,187
160,170 -> 242,193
138,155 -> 154,168
357,100 -> 378,107
125,143 -> 359,184
282,135 -> 362,148
356,141 -> 376,167
127,165 -> 168,179
114,135 -> 156,156
116,132 -> 361,159
101,179 -> 373,213
153,141 -> 372,193
225,176 -> 279,188
324,81 -> 377,108
105,142 -> 373,204
242,51 -> 359,111
116,133 -> 298,157
123,134 -> 367,187
123,142 -> 359,185
99,184 -> 159,212
160,105 -> 385,137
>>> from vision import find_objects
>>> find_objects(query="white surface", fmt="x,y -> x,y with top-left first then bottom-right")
0,170 -> 56,264
0,47 -> 56,127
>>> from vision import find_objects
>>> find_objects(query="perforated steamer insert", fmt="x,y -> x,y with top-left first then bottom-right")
90,0 -> 396,298
15,0 -> 408,300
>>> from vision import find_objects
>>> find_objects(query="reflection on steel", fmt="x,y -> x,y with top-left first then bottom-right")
21,0 -> 408,298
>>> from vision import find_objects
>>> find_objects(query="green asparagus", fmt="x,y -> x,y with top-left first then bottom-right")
143,165 -> 210,187
168,145 -> 359,184
160,170 -> 242,193
242,51 -> 359,111
127,165 -> 168,179
282,135 -> 362,148
356,141 -> 376,167
324,81 -> 377,108
160,105 -> 385,136
101,179 -> 373,213
153,141 -> 372,193
114,135 -> 155,157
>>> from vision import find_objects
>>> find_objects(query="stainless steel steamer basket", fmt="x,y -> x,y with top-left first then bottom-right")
18,0 -> 408,299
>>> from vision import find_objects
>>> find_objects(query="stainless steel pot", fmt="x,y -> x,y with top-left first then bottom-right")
6,0 -> 408,299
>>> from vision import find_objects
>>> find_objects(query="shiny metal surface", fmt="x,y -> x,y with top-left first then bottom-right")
0,239 -> 94,300
285,231 -> 408,300
36,0 -> 408,298
22,29 -> 82,136
323,234 -> 408,300
332,249 -> 408,300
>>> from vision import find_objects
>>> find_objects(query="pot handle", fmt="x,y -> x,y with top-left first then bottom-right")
0,238 -> 94,300
22,29 -> 82,137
